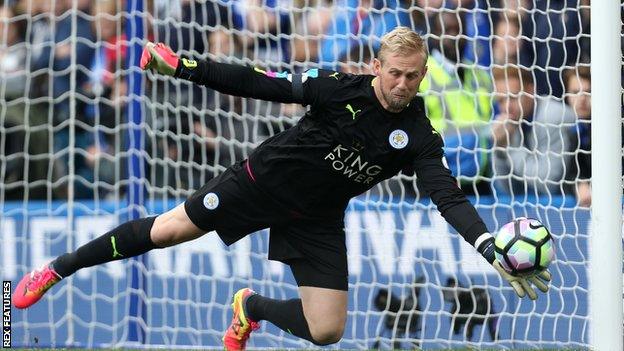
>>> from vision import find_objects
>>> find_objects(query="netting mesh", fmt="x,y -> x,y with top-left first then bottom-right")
0,0 -> 602,349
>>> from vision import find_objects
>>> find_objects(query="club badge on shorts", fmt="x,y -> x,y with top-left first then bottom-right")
389,129 -> 408,149
203,192 -> 219,210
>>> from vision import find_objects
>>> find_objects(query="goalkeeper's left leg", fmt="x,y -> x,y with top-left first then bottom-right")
223,256 -> 348,350
12,204 -> 205,309
223,285 -> 347,351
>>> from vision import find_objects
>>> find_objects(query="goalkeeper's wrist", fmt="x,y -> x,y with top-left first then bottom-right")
475,232 -> 495,264
174,57 -> 200,81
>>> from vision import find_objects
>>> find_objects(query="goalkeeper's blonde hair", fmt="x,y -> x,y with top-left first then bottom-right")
378,27 -> 428,63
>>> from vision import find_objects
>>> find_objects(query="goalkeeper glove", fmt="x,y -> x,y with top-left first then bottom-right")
493,261 -> 551,300
477,233 -> 551,300
140,42 -> 179,76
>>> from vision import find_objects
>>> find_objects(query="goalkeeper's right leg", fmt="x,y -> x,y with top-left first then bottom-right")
13,204 -> 205,309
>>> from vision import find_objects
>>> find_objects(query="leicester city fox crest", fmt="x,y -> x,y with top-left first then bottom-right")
203,192 -> 219,210
389,130 -> 409,149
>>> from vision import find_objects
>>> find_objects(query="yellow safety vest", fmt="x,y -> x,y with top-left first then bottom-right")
419,55 -> 493,178
419,56 -> 492,133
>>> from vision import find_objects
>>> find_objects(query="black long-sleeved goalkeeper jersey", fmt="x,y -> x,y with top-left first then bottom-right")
174,58 -> 488,246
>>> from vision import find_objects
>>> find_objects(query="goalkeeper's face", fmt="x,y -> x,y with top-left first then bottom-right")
373,52 -> 427,113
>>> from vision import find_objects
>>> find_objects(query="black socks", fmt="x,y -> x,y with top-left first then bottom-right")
245,294 -> 330,345
53,216 -> 160,277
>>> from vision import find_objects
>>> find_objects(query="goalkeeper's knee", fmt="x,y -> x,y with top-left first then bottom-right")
150,205 -> 205,247
308,319 -> 345,345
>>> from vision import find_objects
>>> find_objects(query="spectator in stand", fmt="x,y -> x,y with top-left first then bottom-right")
313,0 -> 412,71
488,0 -> 531,21
152,0 -> 232,60
0,2 -> 27,199
337,49 -> 373,75
414,0 -> 491,67
0,3 -> 25,108
149,1 -> 280,190
563,66 -> 591,207
490,66 -> 576,197
458,0 -> 491,67
50,0 -> 95,123
518,0 -> 581,98
412,0 -> 443,34
41,0 -> 96,198
7,0 -> 53,199
21,0 -> 52,77
420,6 -> 493,195
578,0 -> 590,63
76,0 -> 126,199
152,0 -> 232,106
148,0 -> 234,192
233,0 -> 292,70
291,0 -> 332,67
87,0 -> 127,135
491,16 -> 522,66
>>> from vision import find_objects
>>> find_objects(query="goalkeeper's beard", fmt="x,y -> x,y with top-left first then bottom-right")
380,83 -> 415,112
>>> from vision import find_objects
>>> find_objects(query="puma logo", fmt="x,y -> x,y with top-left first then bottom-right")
111,236 -> 124,258
329,72 -> 339,80
346,104 -> 361,120
182,58 -> 197,68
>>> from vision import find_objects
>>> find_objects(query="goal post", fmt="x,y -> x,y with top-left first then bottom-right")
589,1 -> 623,350
126,0 -> 148,345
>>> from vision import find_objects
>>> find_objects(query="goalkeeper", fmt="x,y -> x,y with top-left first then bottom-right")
13,26 -> 551,350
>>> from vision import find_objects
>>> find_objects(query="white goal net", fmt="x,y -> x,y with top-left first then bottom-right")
1,0 -> 596,349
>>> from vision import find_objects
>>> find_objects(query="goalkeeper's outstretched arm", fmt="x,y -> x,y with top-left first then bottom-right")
411,129 -> 552,300
140,42 -> 337,107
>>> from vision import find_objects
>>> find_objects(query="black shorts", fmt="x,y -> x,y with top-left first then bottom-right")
184,160 -> 348,290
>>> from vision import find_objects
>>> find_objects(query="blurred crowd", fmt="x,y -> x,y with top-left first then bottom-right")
0,0 -> 606,207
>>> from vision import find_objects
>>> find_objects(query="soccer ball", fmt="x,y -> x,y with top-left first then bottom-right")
494,218 -> 555,275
